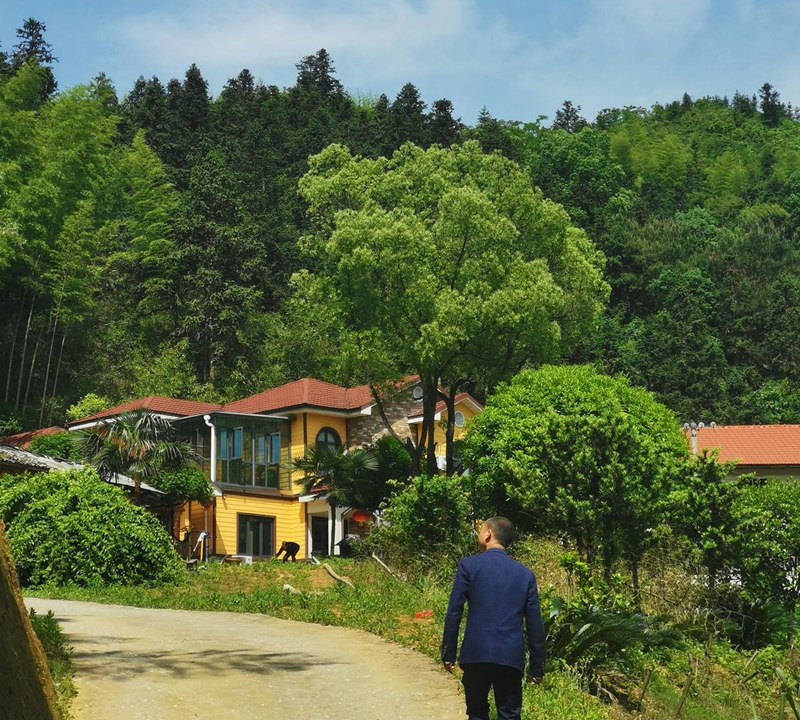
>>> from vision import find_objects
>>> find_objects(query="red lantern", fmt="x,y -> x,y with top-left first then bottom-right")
351,510 -> 371,523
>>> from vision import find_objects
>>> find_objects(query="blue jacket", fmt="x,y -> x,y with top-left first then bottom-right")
441,548 -> 546,677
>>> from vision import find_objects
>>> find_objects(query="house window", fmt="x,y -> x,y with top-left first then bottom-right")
219,429 -> 228,460
315,427 -> 341,452
237,514 -> 274,557
270,432 -> 282,465
232,427 -> 243,459
454,411 -> 465,428
253,433 -> 281,489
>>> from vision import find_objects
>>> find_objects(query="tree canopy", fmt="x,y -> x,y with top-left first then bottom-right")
3,15 -> 800,436
465,365 -> 688,591
296,141 -> 608,474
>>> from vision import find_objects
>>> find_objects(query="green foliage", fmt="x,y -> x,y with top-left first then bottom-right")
66,394 -> 110,422
733,479 -> 800,614
670,470 -> 800,647
545,592 -> 682,701
153,467 -> 213,506
466,365 -> 687,583
28,432 -> 78,460
297,140 -> 608,474
77,409 -> 199,493
28,608 -> 75,719
667,452 -> 740,591
0,467 -> 183,586
294,443 -> 378,553
370,474 -> 473,568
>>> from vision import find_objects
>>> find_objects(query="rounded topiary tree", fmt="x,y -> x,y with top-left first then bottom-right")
466,365 -> 688,592
0,468 -> 183,586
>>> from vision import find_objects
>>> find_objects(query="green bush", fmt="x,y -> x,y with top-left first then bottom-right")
66,393 -> 110,422
0,468 -> 183,586
465,365 -> 687,585
154,467 -> 213,506
28,433 -> 79,461
370,474 -> 473,569
544,588 -> 683,703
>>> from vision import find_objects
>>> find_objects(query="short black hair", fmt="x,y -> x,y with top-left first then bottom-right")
485,516 -> 515,548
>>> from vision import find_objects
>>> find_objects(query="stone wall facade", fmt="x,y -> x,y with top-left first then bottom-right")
348,388 -> 425,448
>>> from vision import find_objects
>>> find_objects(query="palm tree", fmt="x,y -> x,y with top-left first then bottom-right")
293,445 -> 378,556
77,410 -> 199,496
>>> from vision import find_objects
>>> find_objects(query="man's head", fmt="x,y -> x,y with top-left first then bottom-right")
478,516 -> 515,550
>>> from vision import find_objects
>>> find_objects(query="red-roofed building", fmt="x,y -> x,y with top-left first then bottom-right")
67,396 -> 223,430
688,424 -> 800,479
64,377 -> 482,560
0,426 -> 66,449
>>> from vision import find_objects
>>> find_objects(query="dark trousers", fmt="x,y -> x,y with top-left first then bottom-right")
461,663 -> 523,720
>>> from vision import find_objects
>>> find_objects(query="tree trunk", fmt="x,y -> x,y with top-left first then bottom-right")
4,291 -> 26,403
14,300 -> 35,412
422,377 -> 439,476
39,309 -> 59,427
443,384 -> 460,476
329,500 -> 337,557
21,320 -> 44,415
631,559 -> 641,609
46,335 -> 66,426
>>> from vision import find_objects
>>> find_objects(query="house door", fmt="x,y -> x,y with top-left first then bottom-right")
237,515 -> 275,558
311,515 -> 329,557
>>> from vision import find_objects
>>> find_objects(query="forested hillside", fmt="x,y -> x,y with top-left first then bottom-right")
2,17 -> 800,433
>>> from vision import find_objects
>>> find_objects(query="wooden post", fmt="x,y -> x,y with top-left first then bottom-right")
638,667 -> 653,707
674,673 -> 694,718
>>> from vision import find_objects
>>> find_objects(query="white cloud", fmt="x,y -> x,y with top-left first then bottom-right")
115,0 -> 490,75
590,0 -> 711,40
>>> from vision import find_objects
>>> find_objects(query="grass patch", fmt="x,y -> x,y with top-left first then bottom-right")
29,608 -> 75,719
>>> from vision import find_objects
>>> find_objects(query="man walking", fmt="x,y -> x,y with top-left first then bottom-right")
441,516 -> 546,720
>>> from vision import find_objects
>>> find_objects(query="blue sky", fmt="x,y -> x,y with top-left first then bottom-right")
2,0 -> 799,125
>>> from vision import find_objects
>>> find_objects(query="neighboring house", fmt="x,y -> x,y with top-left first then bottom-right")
67,378 -> 482,560
689,424 -> 800,480
0,426 -> 67,450
0,445 -> 165,503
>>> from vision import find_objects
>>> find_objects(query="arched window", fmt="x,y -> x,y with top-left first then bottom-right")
315,427 -> 341,452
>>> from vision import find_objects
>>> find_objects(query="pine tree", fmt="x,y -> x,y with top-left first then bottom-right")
759,82 -> 783,127
11,18 -> 57,100
426,98 -> 463,147
390,82 -> 427,147
552,100 -> 587,133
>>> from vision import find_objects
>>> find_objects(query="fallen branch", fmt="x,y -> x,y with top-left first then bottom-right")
371,553 -> 403,580
322,563 -> 355,588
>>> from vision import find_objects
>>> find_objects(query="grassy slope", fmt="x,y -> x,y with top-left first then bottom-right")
28,552 -> 789,720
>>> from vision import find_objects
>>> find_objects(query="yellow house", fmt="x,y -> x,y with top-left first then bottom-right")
67,379 -> 483,560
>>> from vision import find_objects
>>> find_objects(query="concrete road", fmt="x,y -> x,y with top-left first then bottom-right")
26,598 -> 464,720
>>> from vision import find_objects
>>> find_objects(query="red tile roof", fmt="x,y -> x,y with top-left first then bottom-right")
0,426 -> 66,449
223,378 -> 376,414
693,425 -> 800,465
68,396 -> 222,426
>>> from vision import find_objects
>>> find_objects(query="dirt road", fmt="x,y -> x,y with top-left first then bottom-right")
25,598 -> 464,720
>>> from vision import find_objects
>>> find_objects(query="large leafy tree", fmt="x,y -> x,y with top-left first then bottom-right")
297,141 -> 608,475
465,365 -> 688,596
